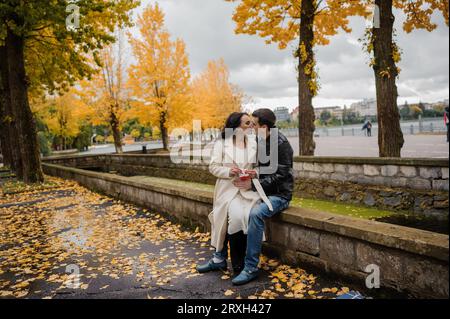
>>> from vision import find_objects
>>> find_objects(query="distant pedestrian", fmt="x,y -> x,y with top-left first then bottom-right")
444,107 -> 449,143
362,121 -> 372,137
362,122 -> 368,136
367,121 -> 373,137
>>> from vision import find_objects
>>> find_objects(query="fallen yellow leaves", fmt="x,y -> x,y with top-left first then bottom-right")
224,289 -> 234,296
0,290 -> 13,297
0,175 -> 356,300
0,176 -> 218,298
322,287 -> 339,294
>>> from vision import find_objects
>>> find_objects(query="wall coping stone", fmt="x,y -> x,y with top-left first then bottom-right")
44,153 -> 449,168
293,156 -> 449,168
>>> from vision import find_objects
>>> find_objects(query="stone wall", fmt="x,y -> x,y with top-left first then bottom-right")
44,154 -> 449,218
294,157 -> 449,219
42,162 -> 449,298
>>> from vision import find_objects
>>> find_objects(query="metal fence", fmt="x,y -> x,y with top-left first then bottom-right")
280,118 -> 446,138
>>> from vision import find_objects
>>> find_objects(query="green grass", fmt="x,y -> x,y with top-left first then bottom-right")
290,197 -> 397,220
128,176 -> 215,192
125,175 -> 398,220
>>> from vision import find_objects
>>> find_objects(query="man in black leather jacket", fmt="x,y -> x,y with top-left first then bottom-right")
232,108 -> 294,285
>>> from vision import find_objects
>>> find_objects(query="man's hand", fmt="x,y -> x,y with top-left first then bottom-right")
233,179 -> 252,191
245,169 -> 257,179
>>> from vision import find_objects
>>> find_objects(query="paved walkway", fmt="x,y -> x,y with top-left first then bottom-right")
289,135 -> 449,158
74,134 -> 449,159
0,176 -> 355,299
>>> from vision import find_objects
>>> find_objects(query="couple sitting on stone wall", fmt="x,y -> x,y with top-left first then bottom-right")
196,109 -> 294,286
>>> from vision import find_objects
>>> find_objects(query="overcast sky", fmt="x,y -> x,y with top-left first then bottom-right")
130,0 -> 449,112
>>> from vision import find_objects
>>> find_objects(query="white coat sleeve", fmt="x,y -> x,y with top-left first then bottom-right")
209,140 -> 232,179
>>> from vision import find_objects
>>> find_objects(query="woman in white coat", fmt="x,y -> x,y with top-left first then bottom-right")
196,112 -> 273,276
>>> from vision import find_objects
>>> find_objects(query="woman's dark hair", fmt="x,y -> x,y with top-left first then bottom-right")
221,112 -> 249,139
252,108 -> 276,129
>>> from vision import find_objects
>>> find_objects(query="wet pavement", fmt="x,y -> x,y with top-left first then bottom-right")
0,176 -> 355,299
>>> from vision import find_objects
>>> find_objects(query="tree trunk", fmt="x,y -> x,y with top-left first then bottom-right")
6,30 -> 44,183
297,0 -> 316,156
160,112 -> 169,150
373,0 -> 404,157
110,109 -> 123,154
0,48 -> 12,168
0,41 -> 23,177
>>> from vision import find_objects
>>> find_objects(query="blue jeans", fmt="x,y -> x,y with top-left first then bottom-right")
244,196 -> 290,272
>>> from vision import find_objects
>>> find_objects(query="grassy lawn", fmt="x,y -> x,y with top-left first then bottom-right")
128,175 -> 216,192
124,175 -> 398,220
290,198 -> 397,220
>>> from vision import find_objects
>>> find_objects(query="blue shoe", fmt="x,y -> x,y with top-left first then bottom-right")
336,291 -> 365,299
231,269 -> 259,286
196,259 -> 227,273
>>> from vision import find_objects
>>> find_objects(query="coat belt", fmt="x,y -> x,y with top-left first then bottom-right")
251,178 -> 274,211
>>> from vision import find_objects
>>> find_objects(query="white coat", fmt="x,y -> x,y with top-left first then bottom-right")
208,137 -> 272,252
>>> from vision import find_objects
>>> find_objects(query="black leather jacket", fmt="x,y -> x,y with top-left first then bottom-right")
251,130 -> 294,201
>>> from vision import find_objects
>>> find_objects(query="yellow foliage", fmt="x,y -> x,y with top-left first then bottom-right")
130,129 -> 141,139
226,0 -> 369,98
80,31 -> 129,131
32,88 -> 91,140
394,0 -> 449,33
226,0 -> 369,49
191,59 -> 243,130
127,3 -> 192,133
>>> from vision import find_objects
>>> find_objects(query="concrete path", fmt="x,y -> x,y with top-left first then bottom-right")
75,134 -> 449,159
289,135 -> 449,158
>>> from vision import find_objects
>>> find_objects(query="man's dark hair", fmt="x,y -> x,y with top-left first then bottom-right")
252,108 -> 276,129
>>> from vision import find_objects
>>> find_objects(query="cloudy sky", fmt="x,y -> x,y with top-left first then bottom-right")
129,0 -> 449,112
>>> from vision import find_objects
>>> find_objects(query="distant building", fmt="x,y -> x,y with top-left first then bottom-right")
274,107 -> 291,122
414,102 -> 433,110
434,99 -> 449,108
350,98 -> 377,117
290,105 -> 343,120
314,106 -> 342,120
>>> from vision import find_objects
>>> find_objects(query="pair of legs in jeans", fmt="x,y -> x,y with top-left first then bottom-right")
213,196 -> 290,274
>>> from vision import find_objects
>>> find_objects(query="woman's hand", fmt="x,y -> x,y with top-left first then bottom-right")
230,167 -> 241,177
233,179 -> 252,191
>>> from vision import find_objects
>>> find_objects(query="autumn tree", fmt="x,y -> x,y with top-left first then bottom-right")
128,3 -> 191,150
81,31 -> 130,154
0,0 -> 138,182
34,89 -> 91,151
191,59 -> 243,130
226,0 -> 368,155
361,0 -> 448,157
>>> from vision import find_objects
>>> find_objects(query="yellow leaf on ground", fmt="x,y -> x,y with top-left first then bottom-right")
0,290 -> 13,297
224,290 -> 234,296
